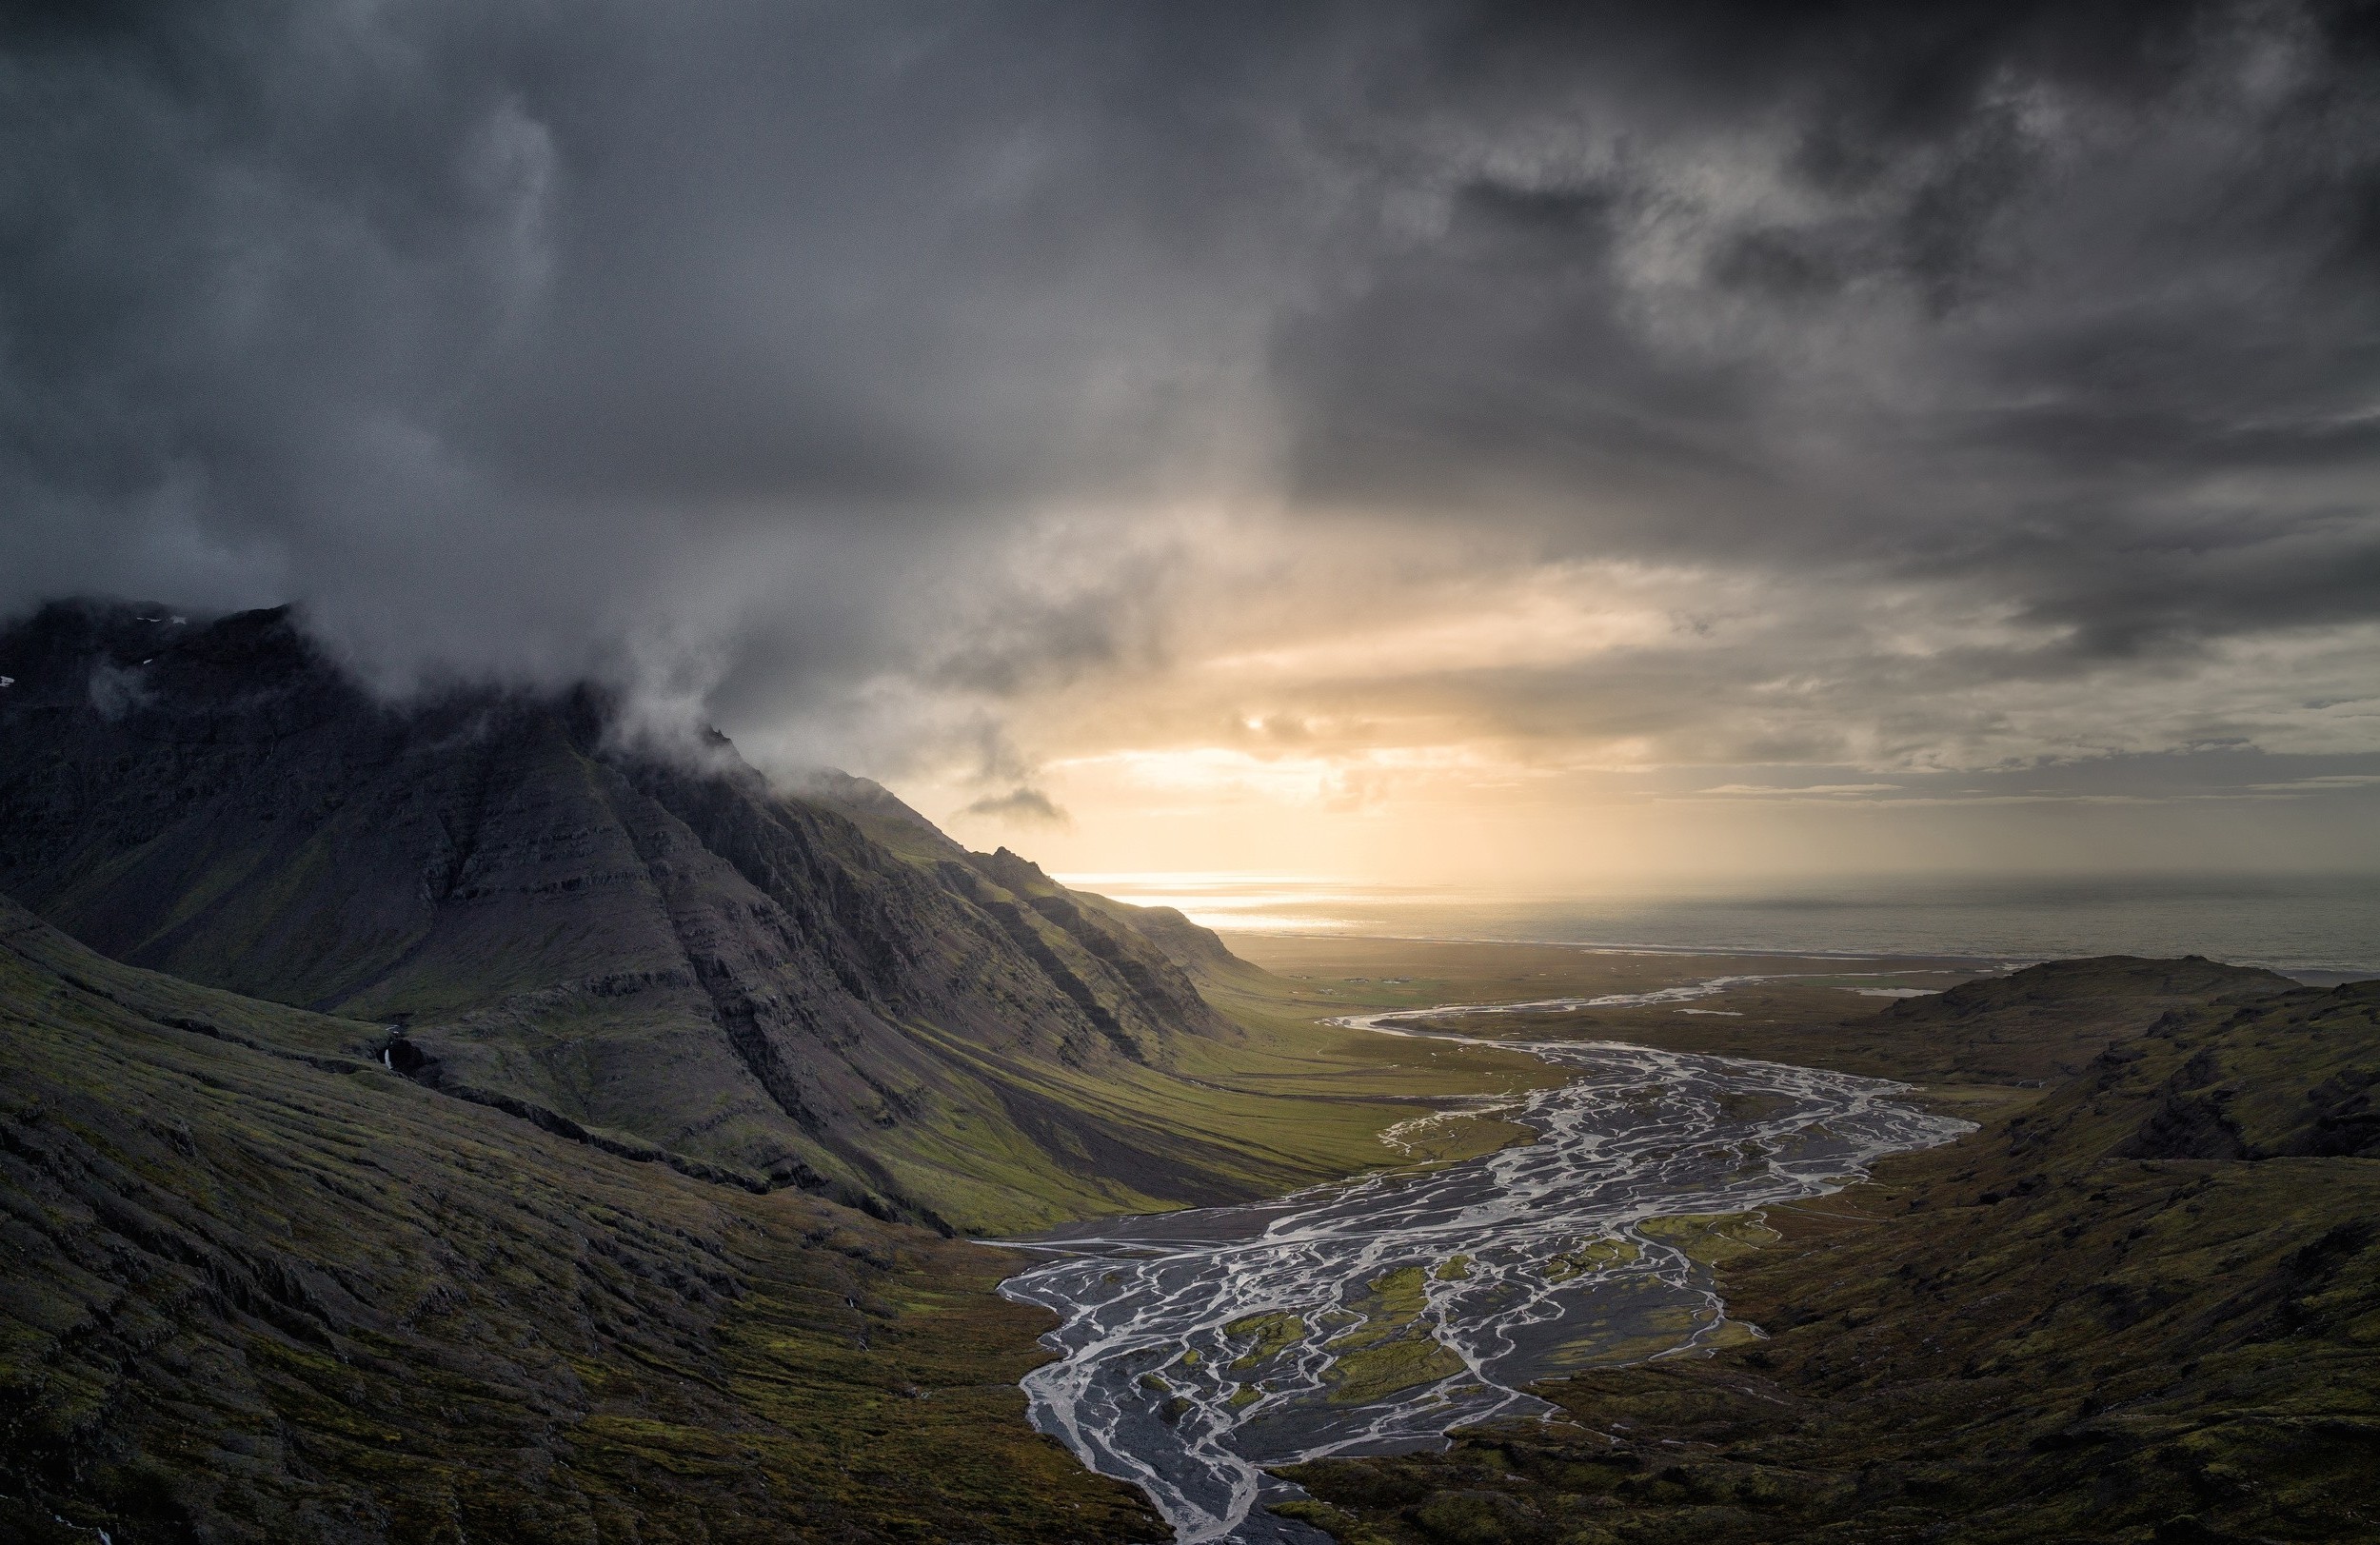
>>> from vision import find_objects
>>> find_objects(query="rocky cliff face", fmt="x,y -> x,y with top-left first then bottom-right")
0,600 -> 1247,1229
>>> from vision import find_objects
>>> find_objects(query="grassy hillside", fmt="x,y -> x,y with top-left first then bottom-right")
1272,961 -> 2380,1544
0,896 -> 1163,1544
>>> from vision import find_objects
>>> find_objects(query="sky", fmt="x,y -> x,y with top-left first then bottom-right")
5,0 -> 2378,886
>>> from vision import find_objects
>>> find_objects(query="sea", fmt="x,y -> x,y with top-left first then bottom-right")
1058,871 -> 2380,980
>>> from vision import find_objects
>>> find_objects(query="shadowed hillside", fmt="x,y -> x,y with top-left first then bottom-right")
0,895 -> 1164,1545
1277,959 -> 2380,1544
0,600 -> 1409,1231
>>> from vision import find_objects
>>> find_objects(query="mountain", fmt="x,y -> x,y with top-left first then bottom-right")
0,891 -> 1163,1545
1278,958 -> 2380,1544
0,600 -> 1308,1231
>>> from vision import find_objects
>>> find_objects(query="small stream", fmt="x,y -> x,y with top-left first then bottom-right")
997,986 -> 1973,1543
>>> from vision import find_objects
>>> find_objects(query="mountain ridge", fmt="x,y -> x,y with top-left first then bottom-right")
0,599 -> 1289,1230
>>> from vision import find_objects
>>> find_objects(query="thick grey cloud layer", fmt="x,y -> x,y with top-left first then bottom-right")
4,0 -> 2376,786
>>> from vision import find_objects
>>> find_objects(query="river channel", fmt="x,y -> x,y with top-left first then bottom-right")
997,989 -> 1973,1543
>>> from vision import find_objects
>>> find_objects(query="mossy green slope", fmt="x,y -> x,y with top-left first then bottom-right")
1277,961 -> 2380,1545
0,897 -> 1161,1544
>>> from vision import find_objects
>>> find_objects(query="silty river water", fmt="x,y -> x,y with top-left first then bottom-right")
996,982 -> 1973,1543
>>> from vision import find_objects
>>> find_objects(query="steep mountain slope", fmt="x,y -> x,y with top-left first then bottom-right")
1279,960 -> 2380,1545
0,600 -> 1328,1230
0,894 -> 1161,1545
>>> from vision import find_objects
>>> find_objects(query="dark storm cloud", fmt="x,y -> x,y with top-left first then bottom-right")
2,0 -> 2374,772
1276,4 -> 2380,545
0,1 -> 1319,678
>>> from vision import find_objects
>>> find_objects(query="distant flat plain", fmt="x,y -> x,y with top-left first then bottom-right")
1217,932 -> 2031,1122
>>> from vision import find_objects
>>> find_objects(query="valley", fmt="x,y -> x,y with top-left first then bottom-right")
11,10 -> 2377,1544
0,604 -> 1557,1542
1000,1032 -> 1967,1543
2,604 -> 2372,1545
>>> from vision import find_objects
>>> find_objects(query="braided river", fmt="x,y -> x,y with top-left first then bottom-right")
997,988 -> 1973,1543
